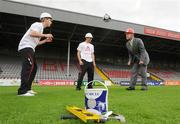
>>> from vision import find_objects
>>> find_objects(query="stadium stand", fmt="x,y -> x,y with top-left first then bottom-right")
0,54 -> 180,84
98,64 -> 143,84
0,55 -> 21,79
149,69 -> 180,81
0,55 -> 102,82
36,58 -> 102,81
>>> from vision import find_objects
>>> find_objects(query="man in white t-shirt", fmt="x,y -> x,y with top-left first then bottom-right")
17,12 -> 54,96
76,33 -> 96,90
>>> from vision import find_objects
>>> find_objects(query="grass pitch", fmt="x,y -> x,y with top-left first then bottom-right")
0,86 -> 180,124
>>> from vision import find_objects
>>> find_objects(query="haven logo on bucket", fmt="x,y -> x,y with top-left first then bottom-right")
85,90 -> 102,99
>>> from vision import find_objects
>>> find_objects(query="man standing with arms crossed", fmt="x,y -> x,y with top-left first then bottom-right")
76,33 -> 96,90
18,12 -> 53,96
125,28 -> 150,91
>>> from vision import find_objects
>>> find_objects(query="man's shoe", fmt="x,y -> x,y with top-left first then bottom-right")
18,92 -> 35,96
141,87 -> 148,91
76,87 -> 81,91
126,87 -> 135,90
27,90 -> 37,94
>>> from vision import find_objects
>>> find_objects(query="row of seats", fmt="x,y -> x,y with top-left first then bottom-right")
99,64 -> 132,83
104,70 -> 131,78
0,56 -> 102,82
36,59 -> 102,81
149,69 -> 180,81
0,56 -> 21,79
99,64 -> 180,83
1,55 -> 180,82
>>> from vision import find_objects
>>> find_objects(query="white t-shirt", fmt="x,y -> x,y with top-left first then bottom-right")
18,22 -> 44,51
77,42 -> 94,62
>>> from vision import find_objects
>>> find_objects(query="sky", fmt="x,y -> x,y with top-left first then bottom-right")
10,0 -> 180,32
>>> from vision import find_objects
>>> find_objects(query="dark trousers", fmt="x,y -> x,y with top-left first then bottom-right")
77,60 -> 94,89
130,63 -> 147,88
18,48 -> 37,94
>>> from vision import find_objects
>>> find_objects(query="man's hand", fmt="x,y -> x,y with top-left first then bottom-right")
45,37 -> 53,42
93,62 -> 96,67
44,34 -> 53,39
139,60 -> 144,65
38,37 -> 53,45
128,61 -> 131,66
79,60 -> 84,65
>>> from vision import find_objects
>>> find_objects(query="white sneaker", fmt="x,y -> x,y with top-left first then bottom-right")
27,90 -> 37,94
18,92 -> 35,96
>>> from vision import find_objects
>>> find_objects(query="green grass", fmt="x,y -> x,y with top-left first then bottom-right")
0,86 -> 180,124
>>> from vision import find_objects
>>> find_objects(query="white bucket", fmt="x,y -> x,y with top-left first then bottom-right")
84,80 -> 108,115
